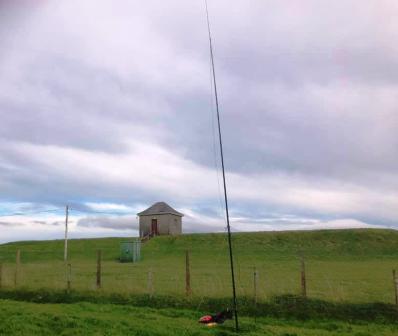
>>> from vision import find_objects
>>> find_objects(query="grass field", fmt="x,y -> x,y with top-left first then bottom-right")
1,299 -> 398,336
1,229 -> 398,303
1,229 -> 398,335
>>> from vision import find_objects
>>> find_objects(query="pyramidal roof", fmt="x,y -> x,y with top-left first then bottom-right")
137,202 -> 184,217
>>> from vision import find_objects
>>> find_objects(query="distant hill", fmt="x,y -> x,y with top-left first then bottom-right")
1,228 -> 398,262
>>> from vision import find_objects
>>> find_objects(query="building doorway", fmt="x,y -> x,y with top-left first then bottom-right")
151,219 -> 158,236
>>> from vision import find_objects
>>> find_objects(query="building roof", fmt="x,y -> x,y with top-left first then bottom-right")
137,202 -> 184,217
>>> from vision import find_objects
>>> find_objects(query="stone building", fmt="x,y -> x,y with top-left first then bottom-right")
137,202 -> 183,237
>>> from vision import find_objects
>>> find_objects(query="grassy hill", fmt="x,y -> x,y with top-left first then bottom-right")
2,228 -> 398,261
1,229 -> 398,303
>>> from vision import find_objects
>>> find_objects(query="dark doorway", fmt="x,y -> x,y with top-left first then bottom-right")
151,219 -> 158,236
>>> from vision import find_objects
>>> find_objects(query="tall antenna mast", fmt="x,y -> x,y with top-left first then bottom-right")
204,0 -> 239,331
64,204 -> 69,262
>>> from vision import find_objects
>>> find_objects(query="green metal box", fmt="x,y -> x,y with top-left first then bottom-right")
120,240 -> 141,262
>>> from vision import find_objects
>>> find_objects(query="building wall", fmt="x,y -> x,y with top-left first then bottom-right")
139,214 -> 182,237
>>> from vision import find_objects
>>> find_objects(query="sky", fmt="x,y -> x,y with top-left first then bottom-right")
1,0 -> 398,243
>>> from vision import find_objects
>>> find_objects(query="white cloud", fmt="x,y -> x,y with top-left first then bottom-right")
0,212 -> 138,243
2,138 -> 398,225
1,0 -> 398,243
77,215 -> 138,231
84,202 -> 141,213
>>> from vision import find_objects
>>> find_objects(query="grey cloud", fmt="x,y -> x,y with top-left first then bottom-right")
0,219 -> 64,228
32,220 -> 46,225
0,0 -> 397,233
0,221 -> 23,227
50,221 -> 63,226
77,216 -> 139,231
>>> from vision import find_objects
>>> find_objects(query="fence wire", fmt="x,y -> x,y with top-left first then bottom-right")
0,247 -> 397,305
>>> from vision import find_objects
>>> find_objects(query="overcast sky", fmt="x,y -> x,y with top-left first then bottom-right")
1,0 -> 397,243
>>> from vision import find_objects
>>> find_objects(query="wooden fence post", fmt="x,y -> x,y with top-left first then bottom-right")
301,256 -> 307,298
253,267 -> 258,322
14,249 -> 20,287
67,263 -> 72,292
393,270 -> 398,307
148,269 -> 154,298
253,267 -> 258,304
185,250 -> 191,297
96,250 -> 102,289
0,262 -> 3,289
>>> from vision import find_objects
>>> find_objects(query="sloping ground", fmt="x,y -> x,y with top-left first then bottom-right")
1,228 -> 398,262
144,228 -> 398,260
0,229 -> 398,303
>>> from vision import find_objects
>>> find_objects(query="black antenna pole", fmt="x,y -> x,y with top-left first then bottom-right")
204,1 -> 239,331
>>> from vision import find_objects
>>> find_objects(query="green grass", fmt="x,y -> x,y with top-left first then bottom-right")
1,229 -> 398,335
1,289 -> 398,323
1,299 -> 398,336
1,229 -> 398,303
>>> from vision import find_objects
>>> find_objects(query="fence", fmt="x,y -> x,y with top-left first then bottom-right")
0,248 -> 398,306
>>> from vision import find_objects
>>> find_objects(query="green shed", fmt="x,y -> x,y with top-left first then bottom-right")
120,240 -> 141,262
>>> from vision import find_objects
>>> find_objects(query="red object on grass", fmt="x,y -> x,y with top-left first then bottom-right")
199,315 -> 213,324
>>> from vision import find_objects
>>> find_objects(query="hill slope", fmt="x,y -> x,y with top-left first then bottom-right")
1,228 -> 398,262
0,229 -> 397,303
